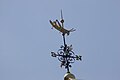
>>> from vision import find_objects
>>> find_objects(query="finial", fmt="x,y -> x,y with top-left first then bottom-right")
50,10 -> 82,73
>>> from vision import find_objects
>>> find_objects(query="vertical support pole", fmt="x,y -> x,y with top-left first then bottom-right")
62,33 -> 67,52
66,60 -> 70,73
62,33 -> 70,73
62,34 -> 66,46
67,67 -> 70,73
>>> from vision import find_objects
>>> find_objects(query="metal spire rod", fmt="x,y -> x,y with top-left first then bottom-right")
62,34 -> 66,47
61,10 -> 66,48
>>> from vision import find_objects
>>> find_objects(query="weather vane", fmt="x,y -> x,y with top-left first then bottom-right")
49,10 -> 82,73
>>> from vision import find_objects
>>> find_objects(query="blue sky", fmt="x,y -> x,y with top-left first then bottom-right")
0,0 -> 120,80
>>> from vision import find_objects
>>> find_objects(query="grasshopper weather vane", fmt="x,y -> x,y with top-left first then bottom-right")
49,10 -> 82,73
